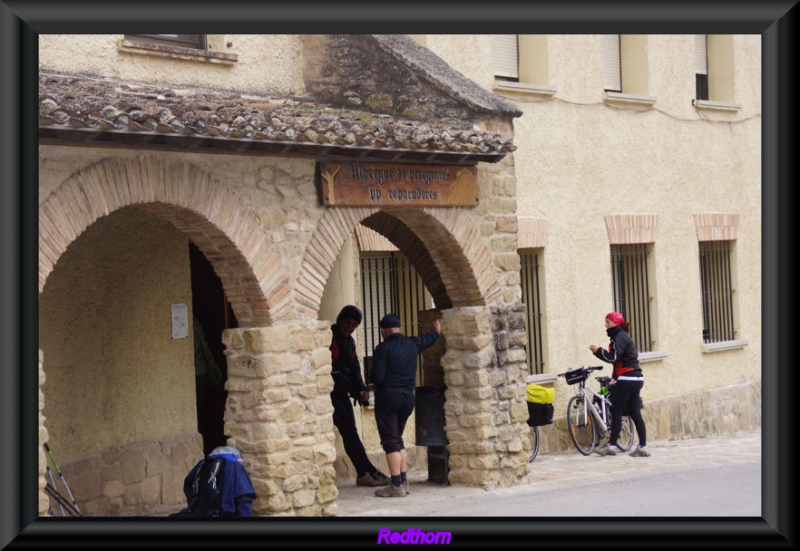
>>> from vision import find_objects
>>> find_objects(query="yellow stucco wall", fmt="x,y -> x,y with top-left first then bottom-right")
38,206 -> 197,465
422,34 -> 762,411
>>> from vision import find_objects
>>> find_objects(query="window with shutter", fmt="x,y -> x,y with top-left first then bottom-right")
493,35 -> 519,80
603,35 -> 621,92
695,34 -> 709,100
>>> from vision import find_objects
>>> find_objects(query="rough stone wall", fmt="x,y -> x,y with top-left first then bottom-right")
221,319 -> 339,516
44,433 -> 201,517
439,306 -> 530,488
301,35 -> 482,126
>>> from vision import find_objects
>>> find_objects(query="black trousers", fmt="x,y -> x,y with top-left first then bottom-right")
331,390 -> 377,478
609,379 -> 647,447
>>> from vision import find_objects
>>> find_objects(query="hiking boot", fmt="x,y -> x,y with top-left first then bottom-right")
356,473 -> 385,487
629,446 -> 650,457
371,471 -> 390,484
594,444 -> 620,456
403,480 -> 410,495
375,483 -> 407,498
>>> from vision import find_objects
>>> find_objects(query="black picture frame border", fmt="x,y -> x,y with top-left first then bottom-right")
2,1 -> 794,548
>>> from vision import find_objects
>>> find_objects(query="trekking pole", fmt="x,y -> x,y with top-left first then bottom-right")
45,483 -> 81,517
43,443 -> 81,515
44,465 -> 65,516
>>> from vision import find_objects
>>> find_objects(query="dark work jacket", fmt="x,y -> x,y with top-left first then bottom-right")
592,325 -> 642,379
330,324 -> 367,399
369,330 -> 439,393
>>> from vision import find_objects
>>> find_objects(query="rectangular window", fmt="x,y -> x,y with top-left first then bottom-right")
124,34 -> 207,50
698,241 -> 736,342
493,35 -> 519,81
695,34 -> 709,100
610,244 -> 653,352
520,251 -> 545,374
603,35 -> 622,92
360,252 -> 432,385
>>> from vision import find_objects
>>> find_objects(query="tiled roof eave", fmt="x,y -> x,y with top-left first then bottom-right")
38,73 -> 517,165
38,123 -> 511,164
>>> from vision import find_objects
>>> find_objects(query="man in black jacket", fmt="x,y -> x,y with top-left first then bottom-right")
330,305 -> 389,487
370,313 -> 441,497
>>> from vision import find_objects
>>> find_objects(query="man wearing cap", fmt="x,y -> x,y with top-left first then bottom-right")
589,311 -> 649,457
370,313 -> 441,497
330,305 -> 389,487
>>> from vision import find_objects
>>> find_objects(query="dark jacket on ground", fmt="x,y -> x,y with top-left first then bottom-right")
592,324 -> 642,379
330,323 -> 367,399
369,330 -> 439,393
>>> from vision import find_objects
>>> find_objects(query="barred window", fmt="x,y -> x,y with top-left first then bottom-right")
360,252 -> 432,385
610,244 -> 653,352
699,240 -> 736,343
520,250 -> 545,374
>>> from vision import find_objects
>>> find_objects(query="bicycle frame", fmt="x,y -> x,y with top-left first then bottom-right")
571,379 -> 611,434
560,365 -> 635,455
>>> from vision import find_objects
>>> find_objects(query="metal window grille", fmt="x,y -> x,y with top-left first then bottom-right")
520,251 -> 545,374
360,252 -> 432,386
610,244 -> 653,352
699,241 -> 736,342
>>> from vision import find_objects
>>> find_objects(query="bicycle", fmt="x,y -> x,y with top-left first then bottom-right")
557,366 -> 635,456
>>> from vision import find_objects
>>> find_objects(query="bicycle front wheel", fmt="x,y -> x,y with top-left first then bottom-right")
528,425 -> 540,463
567,395 -> 596,455
617,416 -> 635,452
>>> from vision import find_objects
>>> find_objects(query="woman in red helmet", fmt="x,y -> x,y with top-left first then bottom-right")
589,311 -> 649,457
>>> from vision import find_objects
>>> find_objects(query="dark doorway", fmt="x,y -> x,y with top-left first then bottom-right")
189,243 -> 237,456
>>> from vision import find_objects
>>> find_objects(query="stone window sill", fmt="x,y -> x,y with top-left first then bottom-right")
604,91 -> 657,108
701,339 -> 749,353
118,39 -> 238,65
639,350 -> 668,363
493,80 -> 557,99
692,99 -> 741,112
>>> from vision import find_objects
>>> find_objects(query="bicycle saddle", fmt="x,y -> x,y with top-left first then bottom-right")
596,376 -> 612,386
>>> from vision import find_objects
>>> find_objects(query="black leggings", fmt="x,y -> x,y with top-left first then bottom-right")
609,379 -> 646,447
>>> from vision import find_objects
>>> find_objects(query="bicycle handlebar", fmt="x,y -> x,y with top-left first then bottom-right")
556,365 -> 603,377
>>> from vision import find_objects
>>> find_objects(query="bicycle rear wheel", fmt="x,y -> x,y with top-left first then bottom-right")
617,416 -> 635,451
528,425 -> 540,463
567,395 -> 596,455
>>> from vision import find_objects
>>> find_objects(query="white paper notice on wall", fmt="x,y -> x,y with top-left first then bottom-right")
171,303 -> 189,339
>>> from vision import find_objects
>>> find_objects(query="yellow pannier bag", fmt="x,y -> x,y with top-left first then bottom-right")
526,383 -> 555,404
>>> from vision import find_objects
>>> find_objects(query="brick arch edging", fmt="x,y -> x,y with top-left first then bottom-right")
38,155 -> 292,326
296,206 -> 498,314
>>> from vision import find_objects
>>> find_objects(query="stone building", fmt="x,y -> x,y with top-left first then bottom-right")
36,34 -> 760,517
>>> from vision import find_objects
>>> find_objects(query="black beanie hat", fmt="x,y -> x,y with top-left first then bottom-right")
337,305 -> 363,325
379,313 -> 401,328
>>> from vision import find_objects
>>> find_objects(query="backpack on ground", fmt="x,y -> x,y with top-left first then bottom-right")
170,446 -> 257,518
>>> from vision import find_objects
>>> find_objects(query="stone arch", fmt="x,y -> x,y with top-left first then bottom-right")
296,206 -> 498,314
38,155 -> 292,327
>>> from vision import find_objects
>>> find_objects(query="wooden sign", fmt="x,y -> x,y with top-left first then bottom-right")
317,162 -> 479,207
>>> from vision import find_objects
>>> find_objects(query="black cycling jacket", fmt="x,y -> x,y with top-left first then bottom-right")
592,325 -> 642,379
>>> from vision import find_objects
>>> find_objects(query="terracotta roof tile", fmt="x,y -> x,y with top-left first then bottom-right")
39,73 -> 516,163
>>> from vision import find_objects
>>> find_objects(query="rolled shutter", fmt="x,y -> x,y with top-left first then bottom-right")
493,35 -> 519,79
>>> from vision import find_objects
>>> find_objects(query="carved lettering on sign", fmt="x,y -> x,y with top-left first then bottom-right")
317,162 -> 478,207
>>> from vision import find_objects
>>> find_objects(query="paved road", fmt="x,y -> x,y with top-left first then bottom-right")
335,430 -> 761,517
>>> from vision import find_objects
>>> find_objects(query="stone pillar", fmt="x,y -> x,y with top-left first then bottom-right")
222,319 -> 338,516
439,305 -> 530,488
